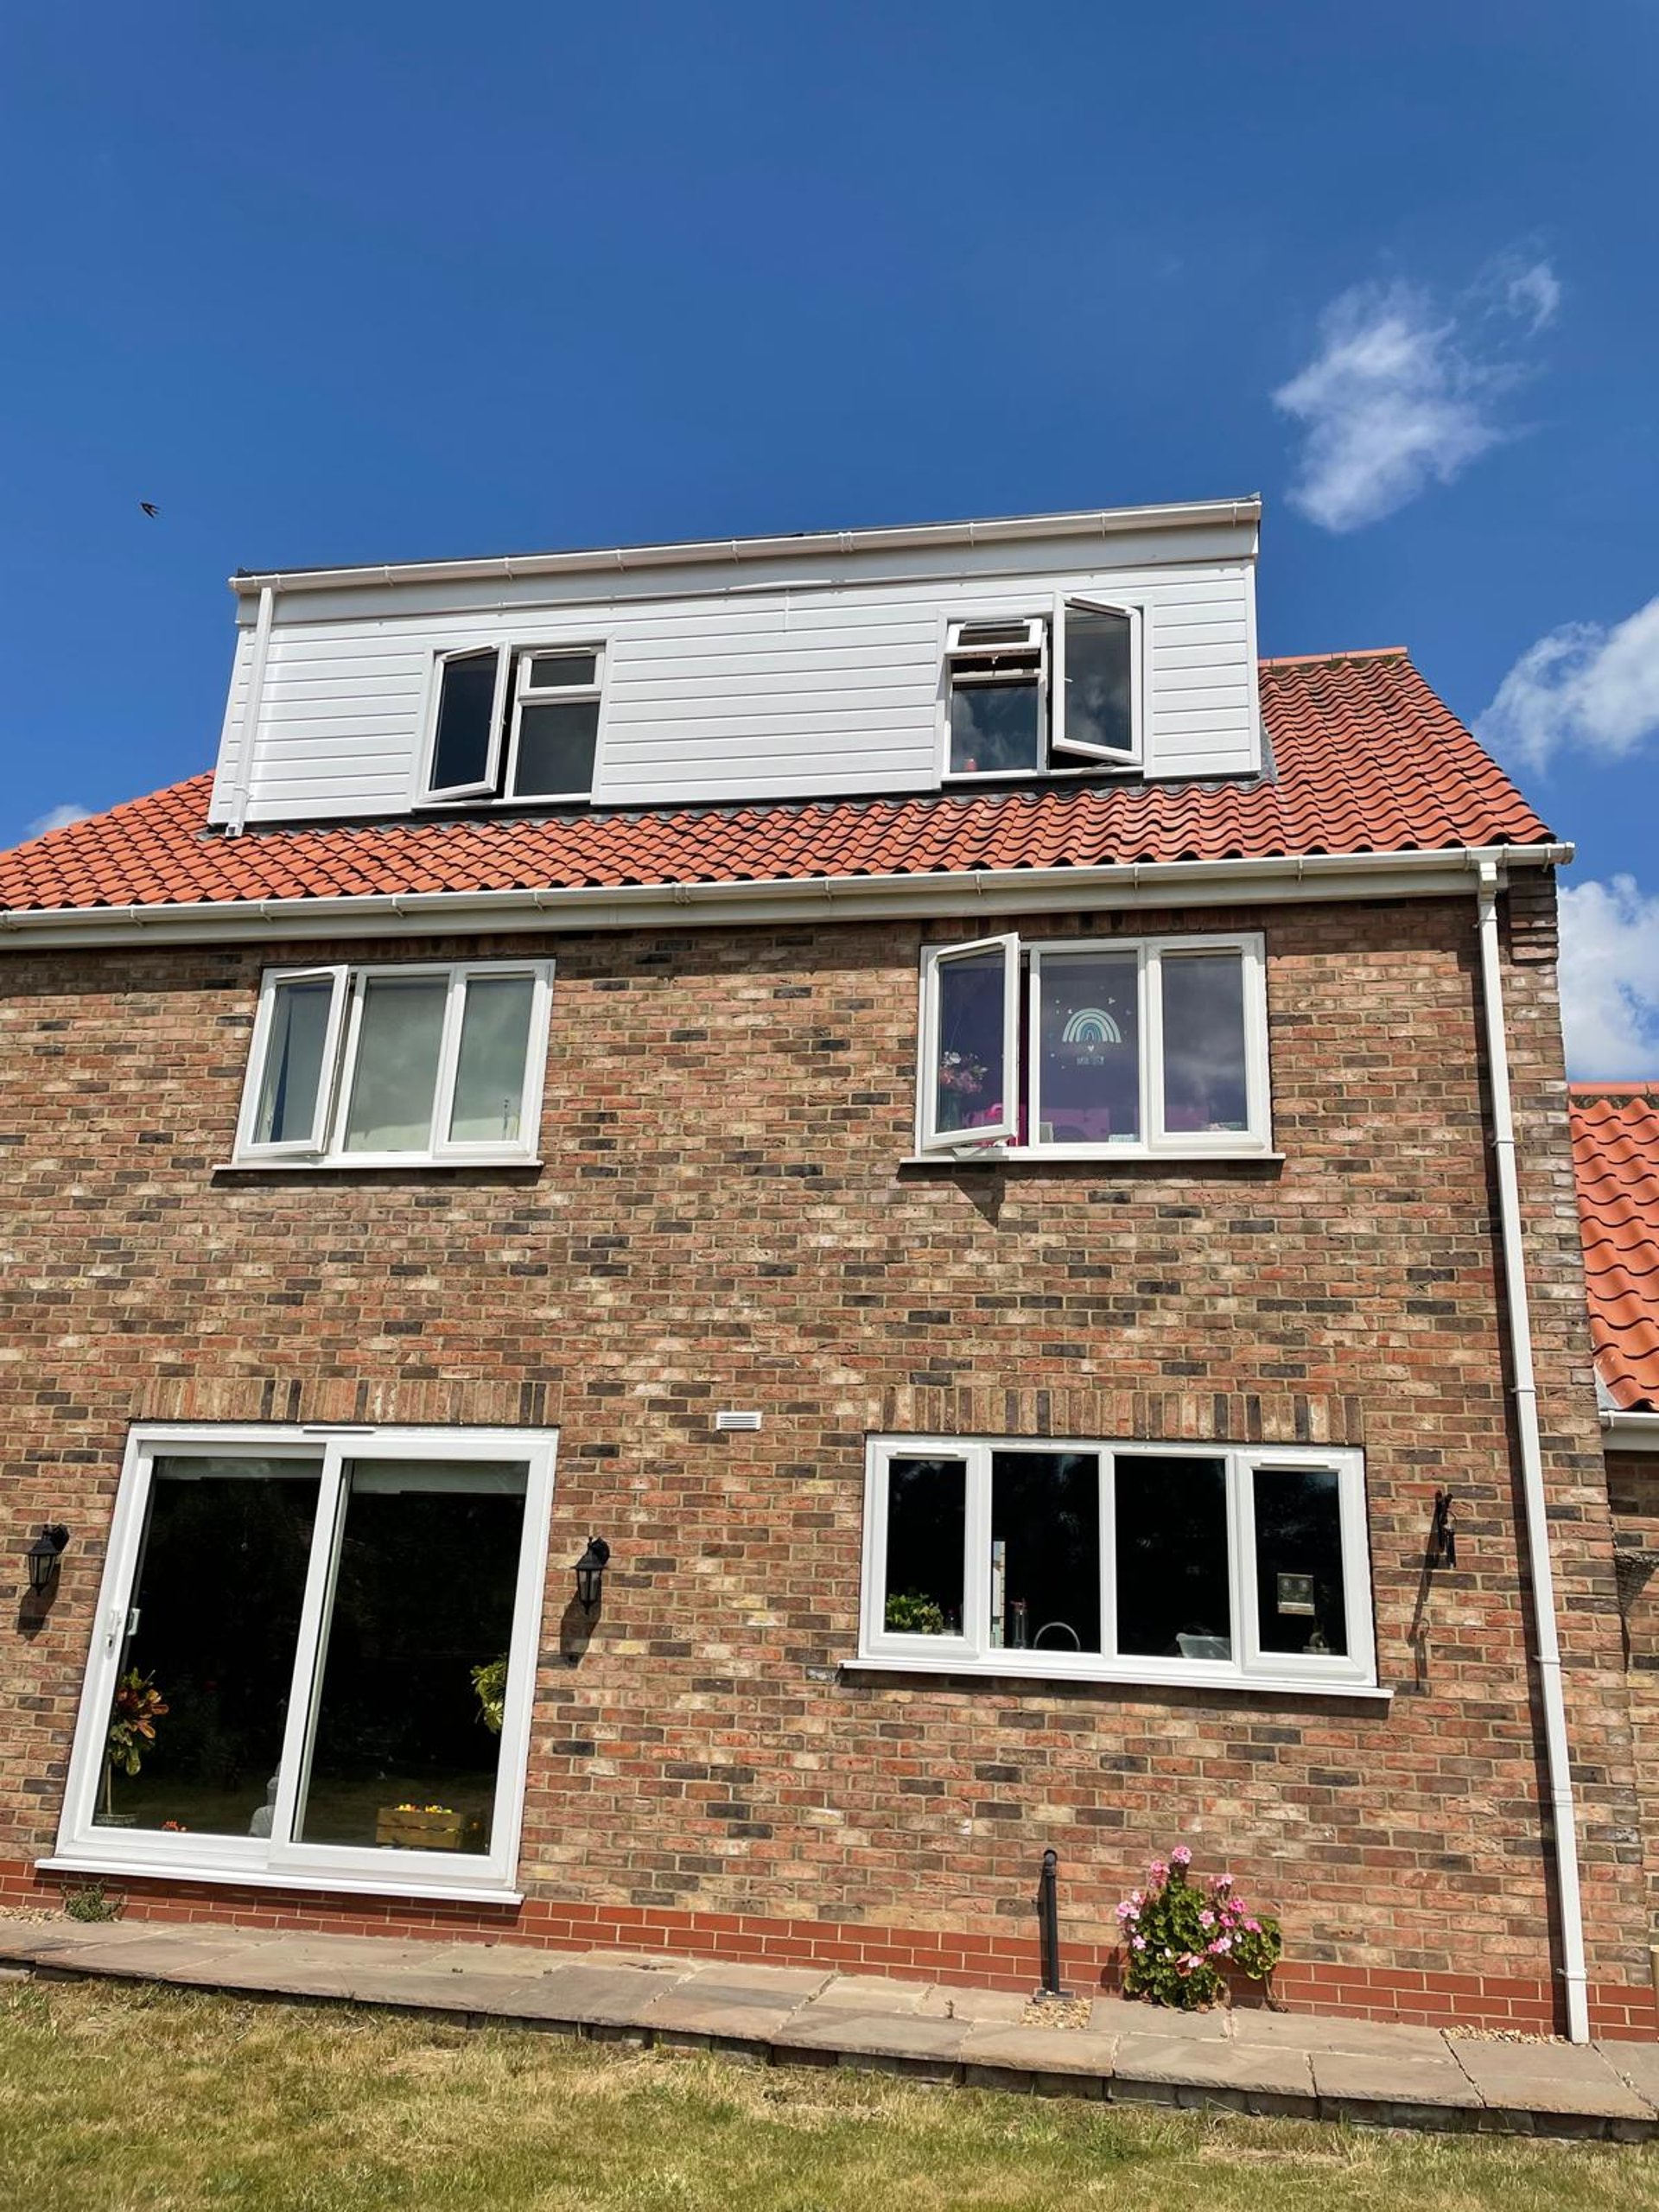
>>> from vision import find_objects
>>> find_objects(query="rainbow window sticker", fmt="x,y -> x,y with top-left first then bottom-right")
1060,1007 -> 1124,1048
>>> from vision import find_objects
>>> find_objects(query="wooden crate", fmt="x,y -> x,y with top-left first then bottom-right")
374,1805 -> 463,1851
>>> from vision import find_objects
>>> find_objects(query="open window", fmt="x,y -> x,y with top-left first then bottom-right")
1053,600 -> 1138,762
916,932 -> 1269,1158
918,934 -> 1020,1151
422,644 -> 604,804
944,599 -> 1143,778
426,647 -> 511,801
859,1437 -> 1375,1691
233,959 -> 554,1168
51,1425 -> 557,1900
944,619 -> 1047,776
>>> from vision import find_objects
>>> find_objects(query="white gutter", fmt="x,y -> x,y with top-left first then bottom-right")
227,496 -> 1262,599
226,586 -> 275,837
1476,857 -> 1591,2044
0,842 -> 1573,951
1600,1410 -> 1659,1450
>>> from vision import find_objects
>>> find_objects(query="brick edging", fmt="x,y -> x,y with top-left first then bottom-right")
6,1859 -> 1652,2041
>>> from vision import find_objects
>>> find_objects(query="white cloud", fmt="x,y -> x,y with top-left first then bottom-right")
1475,596 -> 1659,772
1559,877 -> 1659,1078
24,802 -> 92,839
1502,257 -> 1561,334
1273,256 -> 1559,532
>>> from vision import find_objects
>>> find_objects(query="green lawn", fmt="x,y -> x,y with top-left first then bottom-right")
3,1980 -> 1656,2212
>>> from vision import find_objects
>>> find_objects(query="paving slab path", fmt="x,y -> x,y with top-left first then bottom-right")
3,1916 -> 1656,2141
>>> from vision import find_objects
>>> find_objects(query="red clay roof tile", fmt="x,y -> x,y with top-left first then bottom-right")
1570,1085 -> 1659,1413
0,650 -> 1552,917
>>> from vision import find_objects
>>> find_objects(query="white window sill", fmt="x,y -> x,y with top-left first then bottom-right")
37,1853 -> 524,1908
842,1656 -> 1389,1700
900,1147 -> 1284,1167
941,764 -> 1141,784
215,1154 -> 543,1174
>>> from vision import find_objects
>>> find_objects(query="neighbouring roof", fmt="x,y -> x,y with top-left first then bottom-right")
1571,1084 -> 1659,1414
0,651 -> 1553,918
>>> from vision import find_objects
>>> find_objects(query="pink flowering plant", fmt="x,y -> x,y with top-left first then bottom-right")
1116,1846 -> 1282,2010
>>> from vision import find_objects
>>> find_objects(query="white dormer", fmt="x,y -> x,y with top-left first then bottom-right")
209,498 -> 1263,830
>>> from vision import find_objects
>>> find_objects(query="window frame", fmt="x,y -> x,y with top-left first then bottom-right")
417,641 -> 607,807
422,645 -> 513,802
915,931 -> 1271,1160
917,933 -> 1021,1152
1052,596 -> 1144,765
50,1422 -> 559,1902
857,1436 -> 1376,1694
232,958 -> 555,1169
940,593 -> 1147,783
503,645 -> 607,802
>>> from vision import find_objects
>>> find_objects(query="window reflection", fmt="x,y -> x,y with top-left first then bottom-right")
883,1457 -> 966,1635
1063,607 -> 1132,753
1162,955 -> 1249,1133
933,950 -> 1007,1136
1036,954 -> 1141,1143
1253,1465 -> 1348,1657
1114,1454 -> 1232,1660
990,1452 -> 1101,1652
296,1462 -> 527,1855
97,1459 -> 321,1836
949,680 -> 1041,774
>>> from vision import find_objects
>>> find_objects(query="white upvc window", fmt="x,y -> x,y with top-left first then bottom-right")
421,643 -> 605,804
52,1424 -> 559,1902
858,1437 -> 1376,1694
233,959 -> 554,1168
943,597 -> 1144,779
916,931 -> 1270,1159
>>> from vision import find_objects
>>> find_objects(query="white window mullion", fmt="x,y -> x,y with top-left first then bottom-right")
1141,943 -> 1162,1145
963,1444 -> 992,1658
1340,1459 -> 1376,1681
324,975 -> 372,1158
1050,593 -> 1067,754
1230,1451 -> 1257,1675
1245,936 -> 1273,1147
268,1441 -> 348,1859
1098,1446 -> 1119,1664
428,967 -> 472,1158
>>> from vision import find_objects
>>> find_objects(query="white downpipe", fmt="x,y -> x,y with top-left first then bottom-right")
226,586 -> 276,837
1477,858 -> 1591,2044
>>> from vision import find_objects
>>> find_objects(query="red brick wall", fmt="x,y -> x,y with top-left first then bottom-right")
0,887 -> 1648,2031
1608,1449 -> 1659,1967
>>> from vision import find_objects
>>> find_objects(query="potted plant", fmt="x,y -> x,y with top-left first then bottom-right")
1116,1845 -> 1283,2010
103,1669 -> 168,1824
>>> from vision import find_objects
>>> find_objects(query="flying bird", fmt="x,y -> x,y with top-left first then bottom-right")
139,502 -> 160,518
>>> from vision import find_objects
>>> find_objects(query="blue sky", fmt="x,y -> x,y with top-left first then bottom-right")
2,3 -> 1656,1069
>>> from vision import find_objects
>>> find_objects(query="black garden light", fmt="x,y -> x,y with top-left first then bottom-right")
26,1523 -> 68,1597
574,1536 -> 610,1612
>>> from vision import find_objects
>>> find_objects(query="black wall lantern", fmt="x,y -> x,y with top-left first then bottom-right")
574,1536 -> 610,1611
26,1523 -> 69,1597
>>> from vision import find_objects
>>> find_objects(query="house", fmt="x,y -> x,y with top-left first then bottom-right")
1573,1081 -> 1659,1981
0,495 -> 1650,2040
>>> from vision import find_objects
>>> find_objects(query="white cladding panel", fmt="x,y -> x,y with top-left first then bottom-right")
211,533 -> 1261,824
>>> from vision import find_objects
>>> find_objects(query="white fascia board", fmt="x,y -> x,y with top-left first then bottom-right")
0,842 -> 1571,950
1599,1410 -> 1659,1450
229,497 -> 1263,599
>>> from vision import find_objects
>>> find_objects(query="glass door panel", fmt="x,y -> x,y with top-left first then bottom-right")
294,1461 -> 528,1855
97,1457 -> 321,1837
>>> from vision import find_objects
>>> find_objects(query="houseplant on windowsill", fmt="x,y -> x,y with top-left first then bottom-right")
103,1669 -> 169,1826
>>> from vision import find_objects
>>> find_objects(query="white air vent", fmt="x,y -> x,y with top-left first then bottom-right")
715,1410 -> 763,1433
